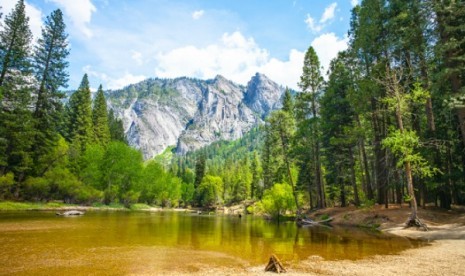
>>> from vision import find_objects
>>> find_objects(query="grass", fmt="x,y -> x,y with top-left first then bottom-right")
129,203 -> 152,210
0,201 -> 76,211
0,201 -> 155,211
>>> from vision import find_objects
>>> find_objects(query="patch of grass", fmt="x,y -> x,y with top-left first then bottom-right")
320,214 -> 330,220
0,201 -> 76,210
130,203 -> 152,210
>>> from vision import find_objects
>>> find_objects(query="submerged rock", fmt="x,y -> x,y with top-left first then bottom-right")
56,210 -> 85,216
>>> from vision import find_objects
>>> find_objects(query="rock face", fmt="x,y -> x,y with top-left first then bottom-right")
106,73 -> 285,159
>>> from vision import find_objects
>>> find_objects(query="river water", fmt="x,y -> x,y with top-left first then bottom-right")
0,211 -> 425,275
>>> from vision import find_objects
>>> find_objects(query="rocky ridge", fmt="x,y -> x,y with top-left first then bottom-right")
106,73 -> 286,159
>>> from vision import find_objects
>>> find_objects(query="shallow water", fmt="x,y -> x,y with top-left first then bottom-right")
0,211 -> 425,275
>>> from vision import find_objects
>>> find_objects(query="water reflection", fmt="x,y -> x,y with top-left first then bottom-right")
0,211 -> 425,274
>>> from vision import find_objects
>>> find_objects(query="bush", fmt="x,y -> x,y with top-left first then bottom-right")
259,183 -> 296,220
0,172 -> 15,200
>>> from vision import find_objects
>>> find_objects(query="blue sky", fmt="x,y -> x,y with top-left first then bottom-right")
1,0 -> 359,90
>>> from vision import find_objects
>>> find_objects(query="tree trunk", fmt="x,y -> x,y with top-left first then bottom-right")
356,115 -> 374,200
279,130 -> 300,214
311,97 -> 325,209
349,146 -> 360,206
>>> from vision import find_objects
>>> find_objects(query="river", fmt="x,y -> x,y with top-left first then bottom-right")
0,210 -> 425,275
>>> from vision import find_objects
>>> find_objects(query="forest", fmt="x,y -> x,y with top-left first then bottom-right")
1,0 -> 464,221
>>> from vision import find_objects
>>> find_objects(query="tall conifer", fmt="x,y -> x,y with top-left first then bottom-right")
32,9 -> 69,172
92,85 -> 110,146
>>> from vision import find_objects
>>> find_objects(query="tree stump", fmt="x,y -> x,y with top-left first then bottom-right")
265,254 -> 286,273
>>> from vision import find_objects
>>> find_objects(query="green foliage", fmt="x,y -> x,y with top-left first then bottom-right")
32,9 -> 69,169
0,172 -> 15,199
67,74 -> 93,153
259,183 -> 296,219
382,129 -> 436,178
196,175 -> 223,207
92,85 -> 111,146
0,0 -> 32,86
108,109 -> 126,143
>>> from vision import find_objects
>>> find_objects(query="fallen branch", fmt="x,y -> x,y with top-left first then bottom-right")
265,254 -> 286,273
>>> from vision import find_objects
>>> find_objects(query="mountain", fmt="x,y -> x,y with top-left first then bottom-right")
105,73 -> 286,159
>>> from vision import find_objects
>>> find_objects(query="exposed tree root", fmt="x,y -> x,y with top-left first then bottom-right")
405,215 -> 429,231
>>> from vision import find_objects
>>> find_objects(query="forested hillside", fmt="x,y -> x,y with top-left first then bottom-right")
171,0 -> 465,222
1,0 -> 464,218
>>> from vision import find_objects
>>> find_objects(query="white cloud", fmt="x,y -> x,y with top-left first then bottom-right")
304,15 -> 322,33
192,10 -> 204,20
1,0 -> 43,41
84,65 -> 146,90
305,3 -> 338,33
320,3 -> 337,23
49,0 -> 96,38
154,31 -> 305,89
310,33 -> 349,76
351,0 -> 359,7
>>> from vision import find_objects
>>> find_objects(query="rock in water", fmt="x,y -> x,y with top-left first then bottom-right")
56,210 -> 85,216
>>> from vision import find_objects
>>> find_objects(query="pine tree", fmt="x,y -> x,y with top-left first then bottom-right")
32,9 -> 69,173
68,74 -> 93,153
0,0 -> 32,86
0,0 -> 34,183
297,46 -> 326,209
320,52 -> 359,207
92,85 -> 110,146
108,109 -> 126,142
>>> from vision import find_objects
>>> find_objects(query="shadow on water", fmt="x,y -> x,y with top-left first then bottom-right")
0,211 -> 426,274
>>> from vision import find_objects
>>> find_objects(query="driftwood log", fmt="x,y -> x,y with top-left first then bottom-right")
296,217 -> 333,226
265,254 -> 286,273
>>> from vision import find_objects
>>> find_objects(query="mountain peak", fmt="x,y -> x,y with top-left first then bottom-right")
106,74 -> 286,158
244,73 -> 284,118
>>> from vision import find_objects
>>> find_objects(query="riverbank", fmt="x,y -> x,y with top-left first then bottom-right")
1,201 -> 464,275
185,204 -> 465,275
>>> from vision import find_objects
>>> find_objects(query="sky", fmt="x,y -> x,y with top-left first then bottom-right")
1,0 -> 359,90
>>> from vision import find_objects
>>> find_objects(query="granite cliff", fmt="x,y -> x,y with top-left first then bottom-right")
106,73 -> 286,159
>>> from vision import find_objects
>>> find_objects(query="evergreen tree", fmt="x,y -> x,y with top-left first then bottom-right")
320,52 -> 359,207
32,9 -> 69,174
67,74 -> 93,153
0,0 -> 34,184
0,0 -> 32,86
194,152 -> 206,189
297,46 -> 326,209
108,109 -> 126,142
92,85 -> 111,146
250,151 -> 262,199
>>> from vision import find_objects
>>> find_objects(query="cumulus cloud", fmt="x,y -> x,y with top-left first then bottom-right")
351,0 -> 359,7
84,65 -> 146,90
1,0 -> 43,41
49,0 -> 96,38
192,10 -> 204,20
320,3 -> 337,23
154,31 -> 304,89
310,32 -> 349,75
